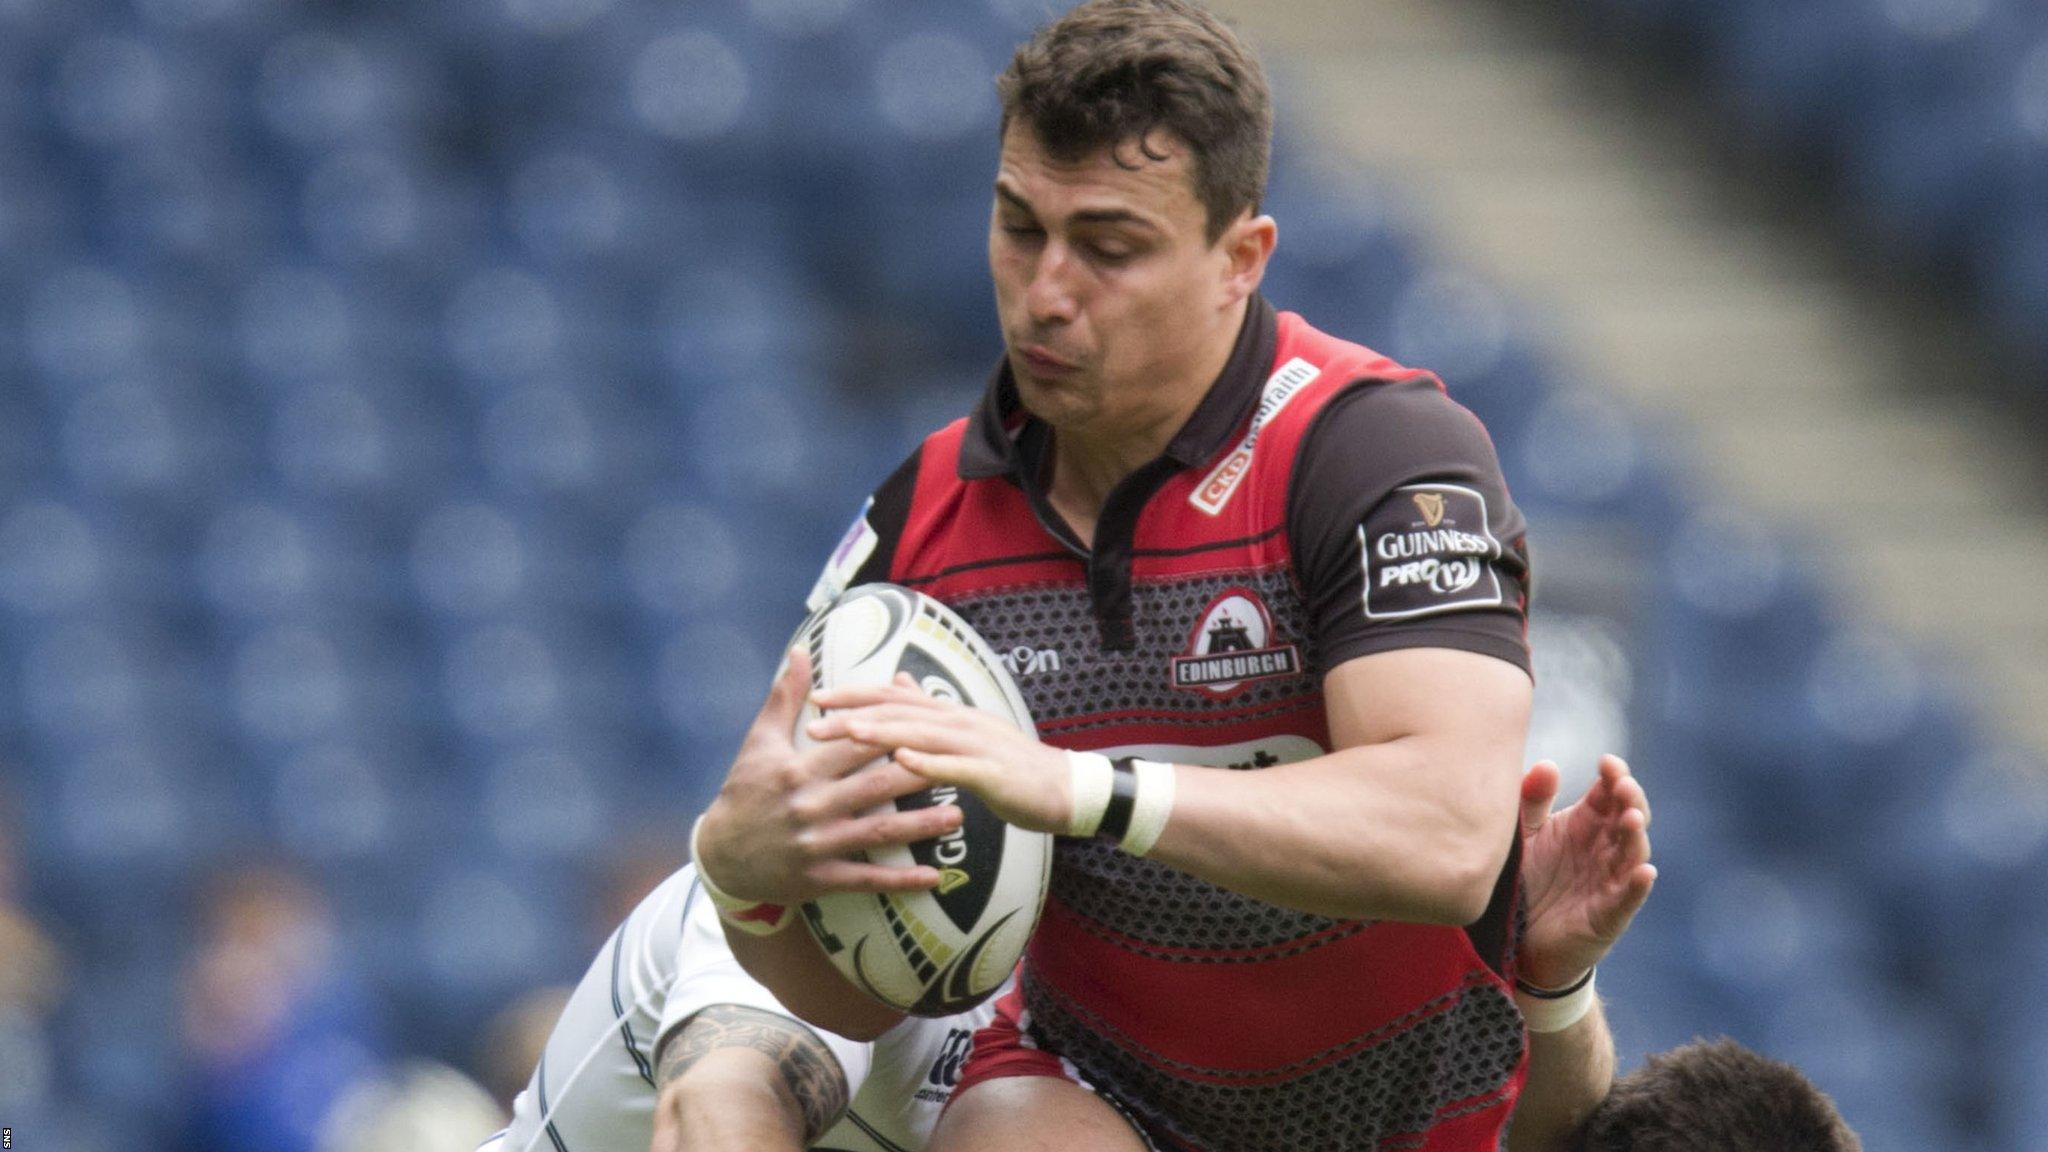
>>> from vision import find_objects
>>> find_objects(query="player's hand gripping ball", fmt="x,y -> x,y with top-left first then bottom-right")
793,584 -> 1052,1016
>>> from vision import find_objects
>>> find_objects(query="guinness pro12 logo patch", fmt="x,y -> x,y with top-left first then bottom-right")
1360,482 -> 1505,621
1171,588 -> 1302,697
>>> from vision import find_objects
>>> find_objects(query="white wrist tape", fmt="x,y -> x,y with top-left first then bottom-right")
1119,759 -> 1177,857
1066,751 -> 1115,837
1515,969 -> 1597,1034
690,814 -> 793,936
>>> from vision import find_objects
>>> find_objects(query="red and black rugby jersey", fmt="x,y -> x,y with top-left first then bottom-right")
811,296 -> 1535,1151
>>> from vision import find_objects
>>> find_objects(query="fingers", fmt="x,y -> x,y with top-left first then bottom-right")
805,759 -> 940,817
1520,761 -> 1561,839
1606,863 -> 1657,932
809,706 -> 987,756
813,681 -> 944,711
894,748 -> 996,792
803,803 -> 963,858
797,733 -> 894,782
804,859 -> 944,894
1593,754 -> 1649,825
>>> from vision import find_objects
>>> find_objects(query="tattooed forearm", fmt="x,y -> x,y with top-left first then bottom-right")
657,1004 -> 850,1142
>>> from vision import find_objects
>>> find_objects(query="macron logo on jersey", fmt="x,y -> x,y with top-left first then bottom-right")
1189,358 -> 1320,516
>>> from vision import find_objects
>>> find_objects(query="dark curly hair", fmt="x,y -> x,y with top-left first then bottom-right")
997,0 -> 1271,243
1571,1038 -> 1861,1152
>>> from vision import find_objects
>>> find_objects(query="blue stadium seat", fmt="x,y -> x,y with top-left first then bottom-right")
1842,93 -> 2004,256
296,144 -> 489,271
1678,859 -> 1885,1040
23,264 -> 154,386
0,142 -> 83,260
617,500 -> 747,622
252,27 -> 453,153
1756,974 -> 1958,1152
57,370 -> 249,498
406,498 -> 532,618
433,610 -> 641,745
233,264 -> 362,384
94,144 -> 284,271
1974,207 -> 2048,358
199,497 -> 390,619
218,612 -> 432,746
262,739 -> 418,864
399,862 -> 594,1040
263,373 -> 464,504
1262,172 -> 1421,338
656,239 -> 840,381
476,738 -> 621,860
649,619 -> 782,748
1700,0 -> 1876,145
16,617 -> 187,749
1853,744 -> 2048,1009
39,737 -> 250,878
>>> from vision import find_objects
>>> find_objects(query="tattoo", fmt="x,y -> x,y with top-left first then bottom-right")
657,1004 -> 850,1142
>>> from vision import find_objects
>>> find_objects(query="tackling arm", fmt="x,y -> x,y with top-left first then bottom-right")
650,1004 -> 853,1152
1507,1003 -> 1616,1152
1503,756 -> 1657,1151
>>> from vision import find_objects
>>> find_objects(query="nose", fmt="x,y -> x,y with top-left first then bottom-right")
1024,242 -> 1078,328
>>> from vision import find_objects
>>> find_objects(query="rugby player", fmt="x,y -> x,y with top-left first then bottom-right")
476,753 -> 1652,1152
693,2 -> 1560,1148
1566,1039 -> 1860,1151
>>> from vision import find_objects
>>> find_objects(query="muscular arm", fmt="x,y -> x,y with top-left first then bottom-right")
1147,646 -> 1531,923
822,646 -> 1529,925
650,1004 -> 852,1152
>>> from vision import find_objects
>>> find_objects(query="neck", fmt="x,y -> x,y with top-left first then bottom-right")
1049,297 -> 1250,520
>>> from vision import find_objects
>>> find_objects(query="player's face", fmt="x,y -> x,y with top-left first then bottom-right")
989,124 -> 1257,438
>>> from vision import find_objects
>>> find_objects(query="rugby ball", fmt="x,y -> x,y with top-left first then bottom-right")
791,583 -> 1052,1017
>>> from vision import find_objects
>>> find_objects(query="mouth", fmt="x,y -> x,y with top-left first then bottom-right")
1016,344 -> 1079,377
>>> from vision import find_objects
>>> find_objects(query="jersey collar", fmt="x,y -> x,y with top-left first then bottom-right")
957,295 -> 1279,482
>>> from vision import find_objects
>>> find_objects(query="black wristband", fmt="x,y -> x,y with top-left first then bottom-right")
1514,968 -> 1595,999
1098,757 -> 1139,841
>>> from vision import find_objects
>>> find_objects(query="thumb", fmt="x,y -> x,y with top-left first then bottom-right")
1520,760 -> 1561,839
751,647 -> 814,746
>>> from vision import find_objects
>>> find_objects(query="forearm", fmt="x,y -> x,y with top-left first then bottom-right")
652,1004 -> 855,1152
1505,997 -> 1615,1152
1145,737 -> 1521,923
652,1054 -> 805,1152
723,919 -> 905,1041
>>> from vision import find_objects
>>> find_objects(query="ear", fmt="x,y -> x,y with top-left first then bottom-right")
1217,212 -> 1277,307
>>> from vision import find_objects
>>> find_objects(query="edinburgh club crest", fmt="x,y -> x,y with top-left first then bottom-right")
1170,588 -> 1301,698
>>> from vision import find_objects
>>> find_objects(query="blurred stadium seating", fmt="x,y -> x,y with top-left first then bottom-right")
0,0 -> 2036,1148
1572,0 -> 2048,366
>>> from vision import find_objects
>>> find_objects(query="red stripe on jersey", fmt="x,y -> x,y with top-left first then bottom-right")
1028,899 -> 1500,1075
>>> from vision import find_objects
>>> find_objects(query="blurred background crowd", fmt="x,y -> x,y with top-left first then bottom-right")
0,0 -> 2045,1149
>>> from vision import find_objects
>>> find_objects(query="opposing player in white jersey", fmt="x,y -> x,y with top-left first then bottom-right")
478,862 -> 986,1152
473,744 -> 1652,1152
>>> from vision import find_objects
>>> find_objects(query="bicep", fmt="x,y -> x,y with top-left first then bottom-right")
1323,646 -> 1531,755
655,1004 -> 855,1144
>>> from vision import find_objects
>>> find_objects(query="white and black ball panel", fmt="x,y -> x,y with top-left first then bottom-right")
791,584 -> 1052,1017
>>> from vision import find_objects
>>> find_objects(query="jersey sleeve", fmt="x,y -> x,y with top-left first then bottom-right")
1288,377 -> 1532,675
804,448 -> 921,611
654,877 -> 875,1113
